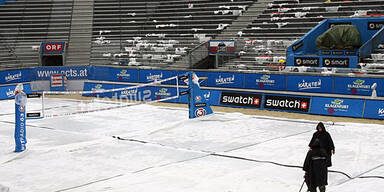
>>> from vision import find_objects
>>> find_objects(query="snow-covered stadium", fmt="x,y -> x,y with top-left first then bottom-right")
1,0 -> 384,192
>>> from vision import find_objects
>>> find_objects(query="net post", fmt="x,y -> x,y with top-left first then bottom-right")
187,72 -> 213,119
14,83 -> 27,152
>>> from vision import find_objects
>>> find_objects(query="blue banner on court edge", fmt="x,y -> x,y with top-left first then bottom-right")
363,100 -> 384,119
31,66 -> 90,81
310,97 -> 364,117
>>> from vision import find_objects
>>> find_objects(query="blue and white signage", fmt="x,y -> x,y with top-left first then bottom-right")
109,68 -> 138,83
0,70 -> 29,84
31,66 -> 90,80
206,72 -> 243,88
287,75 -> 333,93
310,97 -> 364,117
245,74 -> 286,90
139,69 -> 173,84
363,100 -> 384,119
334,77 -> 384,96
0,84 -> 32,100
82,83 -> 114,98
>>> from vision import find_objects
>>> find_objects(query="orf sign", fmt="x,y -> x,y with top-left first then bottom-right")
42,42 -> 65,54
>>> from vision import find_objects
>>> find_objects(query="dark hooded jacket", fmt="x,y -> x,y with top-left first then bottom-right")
309,122 -> 335,167
303,139 -> 328,189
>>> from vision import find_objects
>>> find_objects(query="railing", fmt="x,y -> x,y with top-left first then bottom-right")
359,27 -> 384,57
186,40 -> 210,68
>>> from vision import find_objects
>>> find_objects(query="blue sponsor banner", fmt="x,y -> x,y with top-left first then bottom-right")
139,69 -> 173,84
334,77 -> 384,96
112,84 -> 137,100
0,69 -> 29,84
82,82 -> 114,98
109,68 -> 138,83
263,94 -> 311,113
114,84 -> 152,102
152,86 -> 179,103
88,66 -> 109,81
310,97 -> 364,117
218,91 -> 262,109
287,75 -> 333,93
206,72 -> 244,88
245,73 -> 286,90
31,66 -> 90,80
0,83 -> 32,100
363,100 -> 384,119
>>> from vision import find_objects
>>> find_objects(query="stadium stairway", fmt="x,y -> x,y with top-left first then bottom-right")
170,0 -> 273,69
65,0 -> 94,66
216,0 -> 273,40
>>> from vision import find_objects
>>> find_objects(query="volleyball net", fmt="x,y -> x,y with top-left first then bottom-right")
25,72 -> 213,119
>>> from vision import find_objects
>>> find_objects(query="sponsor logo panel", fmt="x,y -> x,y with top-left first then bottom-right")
264,95 -> 310,112
215,75 -> 235,85
332,51 -> 344,55
294,57 -> 319,67
195,108 -> 206,117
368,22 -> 384,30
323,58 -> 349,67
220,92 -> 261,108
324,99 -> 349,114
256,75 -> 276,89
378,108 -> 384,117
117,70 -> 131,81
195,103 -> 207,107
27,112 -> 41,118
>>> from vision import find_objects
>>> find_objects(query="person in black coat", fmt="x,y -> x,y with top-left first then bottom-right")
303,139 -> 328,192
308,122 -> 335,167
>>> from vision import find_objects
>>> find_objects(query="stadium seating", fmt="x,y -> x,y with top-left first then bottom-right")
0,0 -> 73,69
0,0 -> 384,73
90,0 -> 254,67
222,0 -> 384,71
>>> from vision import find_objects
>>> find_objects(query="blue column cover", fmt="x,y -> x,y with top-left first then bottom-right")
15,91 -> 27,152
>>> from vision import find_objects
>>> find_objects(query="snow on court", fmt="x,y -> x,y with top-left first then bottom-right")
0,98 -> 383,192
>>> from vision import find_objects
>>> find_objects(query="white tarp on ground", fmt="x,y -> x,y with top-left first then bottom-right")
0,98 -> 383,192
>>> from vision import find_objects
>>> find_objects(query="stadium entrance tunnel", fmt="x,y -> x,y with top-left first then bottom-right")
41,55 -> 63,66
